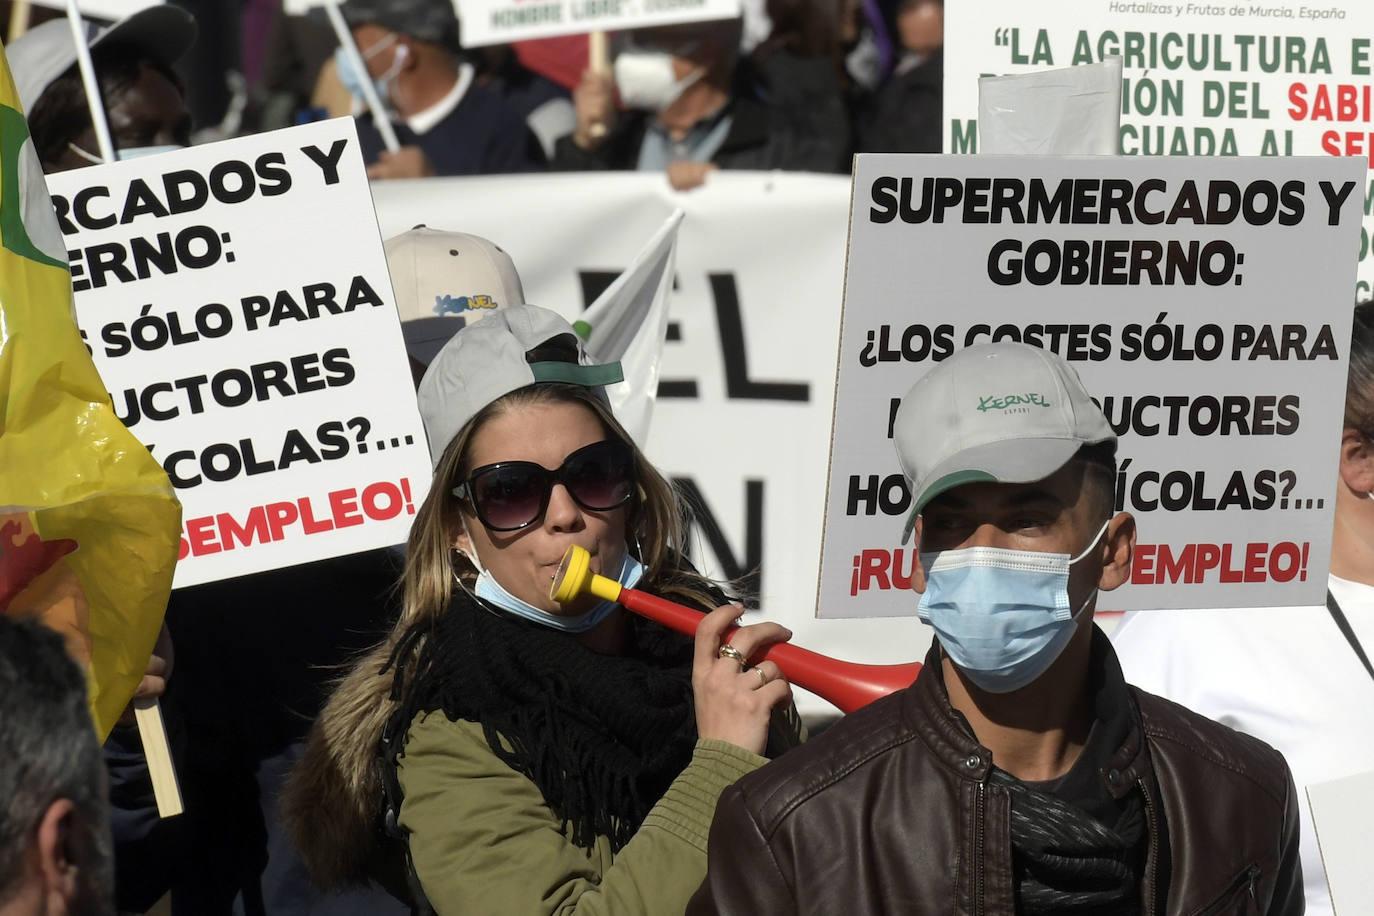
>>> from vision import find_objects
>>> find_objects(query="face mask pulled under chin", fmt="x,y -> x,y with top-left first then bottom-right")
468,549 -> 645,633
916,520 -> 1112,694
613,49 -> 704,112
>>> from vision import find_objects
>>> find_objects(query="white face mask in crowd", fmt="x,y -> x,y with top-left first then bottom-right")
916,520 -> 1112,694
614,47 -> 705,112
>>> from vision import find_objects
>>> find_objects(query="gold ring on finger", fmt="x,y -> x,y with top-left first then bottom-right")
717,644 -> 747,668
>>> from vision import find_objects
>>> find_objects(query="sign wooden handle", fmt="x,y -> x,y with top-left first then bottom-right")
588,31 -> 611,74
7,1 -> 31,41
134,697 -> 183,818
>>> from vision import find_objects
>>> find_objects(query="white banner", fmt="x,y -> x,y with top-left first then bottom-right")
820,152 -> 1364,618
455,0 -> 741,48
370,171 -> 934,715
944,1 -> 1374,299
47,119 -> 431,588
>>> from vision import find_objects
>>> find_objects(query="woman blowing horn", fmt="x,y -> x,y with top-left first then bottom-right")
283,304 -> 802,912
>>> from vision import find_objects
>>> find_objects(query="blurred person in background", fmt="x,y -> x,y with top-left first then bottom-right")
751,0 -> 859,87
854,0 -> 942,153
337,0 -> 545,178
9,6 -> 196,171
254,6 -> 340,132
1112,301 -> 1374,916
468,45 -> 576,163
555,17 -> 849,190
0,614 -> 114,916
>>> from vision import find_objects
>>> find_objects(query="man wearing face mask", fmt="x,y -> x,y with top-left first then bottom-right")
554,18 -> 849,190
338,0 -> 544,179
688,341 -> 1304,915
8,6 -> 196,172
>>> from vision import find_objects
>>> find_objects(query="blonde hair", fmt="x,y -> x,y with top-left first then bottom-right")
284,383 -> 714,886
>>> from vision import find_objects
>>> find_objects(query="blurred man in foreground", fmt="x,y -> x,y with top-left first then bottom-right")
0,615 -> 113,916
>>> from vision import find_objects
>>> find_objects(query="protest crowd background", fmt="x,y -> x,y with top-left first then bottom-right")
2,0 -> 945,183
1,0 -> 1373,914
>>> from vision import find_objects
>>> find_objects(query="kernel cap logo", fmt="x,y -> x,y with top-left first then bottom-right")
434,293 -> 499,317
1,104 -> 66,269
977,392 -> 1052,413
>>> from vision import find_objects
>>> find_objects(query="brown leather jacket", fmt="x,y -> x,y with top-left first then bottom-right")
687,632 -> 1304,915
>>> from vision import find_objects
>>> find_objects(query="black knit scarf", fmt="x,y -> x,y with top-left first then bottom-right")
984,629 -> 1147,915
383,586 -> 700,852
990,767 -> 1145,915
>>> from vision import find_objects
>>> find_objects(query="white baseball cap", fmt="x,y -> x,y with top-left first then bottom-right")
7,7 -> 197,113
384,226 -> 526,368
417,305 -> 623,467
893,342 -> 1115,543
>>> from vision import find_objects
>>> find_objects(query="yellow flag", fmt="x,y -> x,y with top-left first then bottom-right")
0,40 -> 181,738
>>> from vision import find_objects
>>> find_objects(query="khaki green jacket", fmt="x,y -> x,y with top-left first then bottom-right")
398,713 -> 793,915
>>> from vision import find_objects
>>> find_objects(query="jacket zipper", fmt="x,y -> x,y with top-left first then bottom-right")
974,781 -> 985,916
1138,778 -> 1159,916
1197,864 -> 1261,915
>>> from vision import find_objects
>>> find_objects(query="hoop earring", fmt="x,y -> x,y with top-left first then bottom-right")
449,547 -> 481,599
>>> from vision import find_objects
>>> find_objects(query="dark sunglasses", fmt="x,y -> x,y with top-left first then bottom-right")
452,439 -> 636,532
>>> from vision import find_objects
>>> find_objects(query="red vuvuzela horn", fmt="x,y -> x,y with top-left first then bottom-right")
550,545 -> 921,714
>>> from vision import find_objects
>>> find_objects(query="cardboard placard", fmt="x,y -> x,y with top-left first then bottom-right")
46,118 -> 431,588
819,153 -> 1364,618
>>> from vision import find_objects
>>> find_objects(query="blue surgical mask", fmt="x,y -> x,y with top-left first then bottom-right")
917,520 -> 1111,694
334,35 -> 406,106
473,549 -> 644,633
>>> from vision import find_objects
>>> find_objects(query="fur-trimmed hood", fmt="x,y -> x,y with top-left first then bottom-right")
282,634 -> 407,889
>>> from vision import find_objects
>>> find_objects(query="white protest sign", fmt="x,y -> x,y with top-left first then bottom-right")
455,0 -> 741,49
819,153 -> 1364,618
1308,769 -> 1374,916
25,0 -> 161,19
944,1 -> 1374,299
46,118 -> 431,588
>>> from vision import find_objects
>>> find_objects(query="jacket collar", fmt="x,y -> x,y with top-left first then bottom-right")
904,625 -> 1152,793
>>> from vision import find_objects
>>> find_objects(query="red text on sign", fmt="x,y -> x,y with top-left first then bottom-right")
178,478 -> 415,559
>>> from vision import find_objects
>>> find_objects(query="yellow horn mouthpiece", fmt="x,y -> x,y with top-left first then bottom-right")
550,545 -> 624,605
